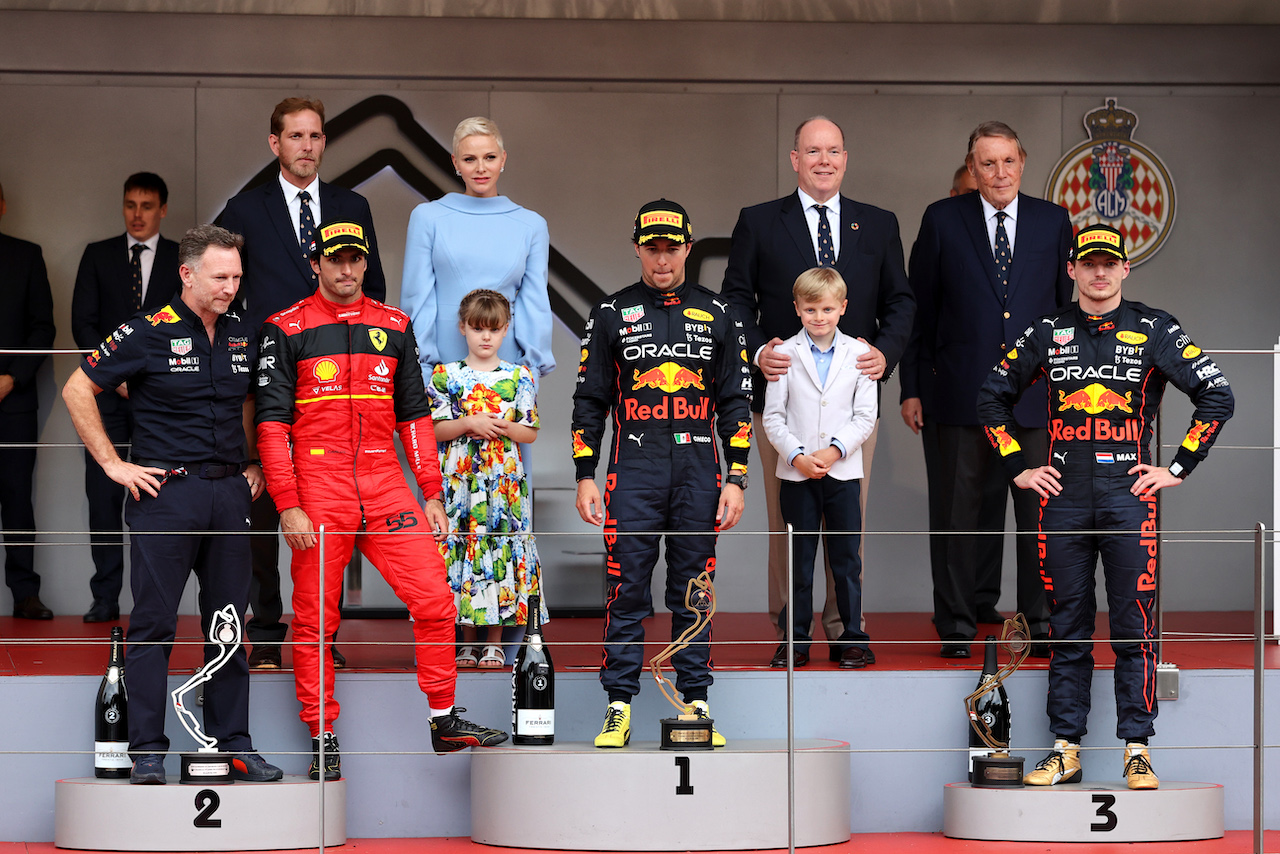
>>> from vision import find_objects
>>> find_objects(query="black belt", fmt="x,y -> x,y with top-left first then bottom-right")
133,459 -> 247,480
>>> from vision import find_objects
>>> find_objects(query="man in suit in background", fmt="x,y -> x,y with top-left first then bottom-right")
899,121 -> 1073,659
898,164 -> 978,650
218,96 -> 386,668
722,116 -> 915,666
71,172 -> 182,622
0,180 -> 57,619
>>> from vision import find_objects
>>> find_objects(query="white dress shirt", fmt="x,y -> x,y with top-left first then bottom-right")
980,193 -> 1019,257
279,172 -> 321,246
127,232 -> 162,301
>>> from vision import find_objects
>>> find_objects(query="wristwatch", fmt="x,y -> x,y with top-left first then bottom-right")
726,473 -> 748,491
1168,461 -> 1187,480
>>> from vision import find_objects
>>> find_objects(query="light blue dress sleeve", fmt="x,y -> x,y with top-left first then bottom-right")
401,203 -> 441,373
513,212 -> 555,379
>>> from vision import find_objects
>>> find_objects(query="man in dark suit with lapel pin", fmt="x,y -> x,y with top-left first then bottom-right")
71,172 -> 182,622
900,121 -> 1073,658
723,116 -> 915,666
0,180 -> 57,620
218,97 -> 386,669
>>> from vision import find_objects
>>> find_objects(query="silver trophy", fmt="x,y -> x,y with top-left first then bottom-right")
171,604 -> 241,784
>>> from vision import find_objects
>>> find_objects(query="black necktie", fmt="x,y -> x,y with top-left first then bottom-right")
994,210 -> 1011,299
815,204 -> 836,268
298,190 -> 317,284
129,243 -> 145,310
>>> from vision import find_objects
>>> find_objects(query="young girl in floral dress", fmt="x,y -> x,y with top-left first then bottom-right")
429,289 -> 547,668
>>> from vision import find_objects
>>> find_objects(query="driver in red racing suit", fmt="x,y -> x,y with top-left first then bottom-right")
573,200 -> 753,749
255,221 -> 506,780
977,225 -> 1233,791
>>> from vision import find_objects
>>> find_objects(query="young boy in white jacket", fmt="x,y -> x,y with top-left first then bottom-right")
763,267 -> 878,669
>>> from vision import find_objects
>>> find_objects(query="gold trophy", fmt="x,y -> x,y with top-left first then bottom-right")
964,613 -> 1030,787
649,570 -> 716,750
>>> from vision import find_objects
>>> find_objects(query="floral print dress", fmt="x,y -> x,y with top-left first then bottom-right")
429,360 -> 547,626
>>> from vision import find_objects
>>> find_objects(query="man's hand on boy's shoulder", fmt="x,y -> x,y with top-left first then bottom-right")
855,338 -> 886,380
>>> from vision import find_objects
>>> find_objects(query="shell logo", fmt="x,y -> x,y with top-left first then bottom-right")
313,358 -> 340,382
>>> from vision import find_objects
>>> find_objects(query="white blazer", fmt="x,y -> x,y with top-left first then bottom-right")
762,331 -> 878,482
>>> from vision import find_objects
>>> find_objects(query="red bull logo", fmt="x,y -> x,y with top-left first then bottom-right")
1058,383 -> 1133,415
1050,417 -> 1141,442
571,429 -> 593,459
632,362 -> 705,393
622,395 -> 710,421
1181,419 -> 1218,452
985,425 -> 1021,457
729,421 -> 752,449
146,305 -> 181,326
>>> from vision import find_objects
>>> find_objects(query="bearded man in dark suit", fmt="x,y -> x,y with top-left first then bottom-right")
218,96 -> 385,669
722,116 -> 915,668
899,121 -> 1073,658
71,172 -> 182,622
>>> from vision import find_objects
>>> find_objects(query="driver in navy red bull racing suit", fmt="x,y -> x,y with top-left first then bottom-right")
573,200 -> 753,749
977,224 -> 1233,790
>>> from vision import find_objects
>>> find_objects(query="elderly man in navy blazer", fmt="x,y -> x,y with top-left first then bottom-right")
218,96 -> 386,669
0,181 -> 56,620
723,116 -> 914,663
71,172 -> 182,622
899,121 -> 1073,658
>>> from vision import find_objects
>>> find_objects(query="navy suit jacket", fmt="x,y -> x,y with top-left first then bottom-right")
71,234 -> 182,350
722,190 -> 915,411
900,191 -> 1073,428
0,232 -> 56,413
217,177 -> 386,328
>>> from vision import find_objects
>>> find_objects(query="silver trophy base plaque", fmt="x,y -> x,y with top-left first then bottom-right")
180,752 -> 234,784
659,715 -> 714,750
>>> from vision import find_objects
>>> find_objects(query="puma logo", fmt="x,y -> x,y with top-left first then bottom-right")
712,298 -> 729,313
602,299 -> 618,311
1140,317 -> 1157,328
627,433 -> 644,447
1054,452 -> 1068,465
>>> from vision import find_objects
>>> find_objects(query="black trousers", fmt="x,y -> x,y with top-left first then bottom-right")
84,393 -> 133,607
0,409 -> 39,601
777,476 -> 868,654
124,473 -> 254,753
247,491 -> 288,645
929,423 -> 1049,640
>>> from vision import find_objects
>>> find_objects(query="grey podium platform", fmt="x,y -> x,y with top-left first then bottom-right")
54,775 -> 346,850
943,780 -> 1224,843
471,738 -> 850,850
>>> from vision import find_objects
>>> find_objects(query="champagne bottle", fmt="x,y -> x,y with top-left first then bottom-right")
968,635 -> 1011,781
94,626 -> 130,778
512,595 -> 554,745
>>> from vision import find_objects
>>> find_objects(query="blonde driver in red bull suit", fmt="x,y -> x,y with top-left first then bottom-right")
572,200 -> 753,749
977,225 -> 1233,790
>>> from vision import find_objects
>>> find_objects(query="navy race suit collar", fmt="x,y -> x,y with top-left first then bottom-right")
640,280 -> 691,307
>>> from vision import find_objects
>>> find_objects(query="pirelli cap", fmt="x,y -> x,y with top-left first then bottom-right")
1069,224 -> 1127,261
633,199 -> 692,245
312,221 -> 370,257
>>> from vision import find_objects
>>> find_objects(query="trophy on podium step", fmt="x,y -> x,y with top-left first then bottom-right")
965,613 -> 1031,787
649,570 -> 716,750
171,603 -> 242,783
